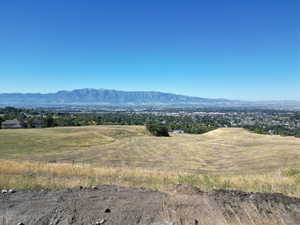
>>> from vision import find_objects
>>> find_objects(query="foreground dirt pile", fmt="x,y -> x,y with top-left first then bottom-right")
1,185 -> 300,225
164,185 -> 300,225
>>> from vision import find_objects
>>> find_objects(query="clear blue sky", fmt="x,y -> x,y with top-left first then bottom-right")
0,0 -> 299,100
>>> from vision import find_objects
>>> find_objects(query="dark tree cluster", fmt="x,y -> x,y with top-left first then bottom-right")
146,122 -> 169,137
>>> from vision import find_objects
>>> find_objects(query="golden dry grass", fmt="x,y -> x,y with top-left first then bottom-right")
1,126 -> 299,174
0,126 -> 300,195
0,125 -> 145,160
0,160 -> 300,197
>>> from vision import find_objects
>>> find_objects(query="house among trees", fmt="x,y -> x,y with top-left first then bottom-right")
1,119 -> 27,129
172,129 -> 185,134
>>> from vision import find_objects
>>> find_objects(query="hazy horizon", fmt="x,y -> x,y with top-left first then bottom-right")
0,87 -> 299,102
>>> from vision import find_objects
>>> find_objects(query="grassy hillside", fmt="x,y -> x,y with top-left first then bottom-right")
0,126 -> 299,174
0,125 -> 145,161
0,125 -> 300,196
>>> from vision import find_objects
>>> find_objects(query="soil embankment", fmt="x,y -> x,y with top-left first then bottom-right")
1,185 -> 300,225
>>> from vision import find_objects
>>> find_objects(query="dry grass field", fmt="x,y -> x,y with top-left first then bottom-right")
0,125 -> 300,196
1,125 -> 299,173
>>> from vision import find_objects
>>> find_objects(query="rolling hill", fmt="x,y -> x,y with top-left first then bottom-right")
1,126 -> 299,174
0,126 -> 300,198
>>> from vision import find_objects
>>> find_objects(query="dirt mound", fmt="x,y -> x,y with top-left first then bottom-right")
1,185 -> 300,225
164,186 -> 300,225
0,185 -> 166,225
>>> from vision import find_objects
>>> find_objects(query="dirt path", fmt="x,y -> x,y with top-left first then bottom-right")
1,185 -> 300,225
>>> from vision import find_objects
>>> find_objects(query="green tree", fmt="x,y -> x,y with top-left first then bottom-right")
146,122 -> 169,137
45,116 -> 55,127
0,117 -> 4,129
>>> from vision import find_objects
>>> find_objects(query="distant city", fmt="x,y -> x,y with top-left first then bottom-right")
1,104 -> 299,138
0,88 -> 300,110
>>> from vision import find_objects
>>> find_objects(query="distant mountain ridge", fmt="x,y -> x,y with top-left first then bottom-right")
0,88 -> 299,109
0,88 -> 232,106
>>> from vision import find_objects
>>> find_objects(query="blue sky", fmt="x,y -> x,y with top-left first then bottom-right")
0,0 -> 299,100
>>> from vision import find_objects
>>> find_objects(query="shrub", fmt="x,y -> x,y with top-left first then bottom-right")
283,168 -> 300,177
146,122 -> 169,137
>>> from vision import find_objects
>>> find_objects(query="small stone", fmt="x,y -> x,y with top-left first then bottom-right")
95,219 -> 105,224
104,208 -> 111,213
17,223 -> 25,225
9,189 -> 16,193
1,189 -> 8,194
92,186 -> 98,190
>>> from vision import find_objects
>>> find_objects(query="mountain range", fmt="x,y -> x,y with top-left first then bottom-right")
0,88 -> 299,109
0,89 -> 231,105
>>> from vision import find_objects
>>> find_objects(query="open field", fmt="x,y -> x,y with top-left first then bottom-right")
0,125 -> 300,197
0,126 -> 300,174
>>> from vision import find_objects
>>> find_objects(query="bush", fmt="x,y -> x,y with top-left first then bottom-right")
283,168 -> 300,177
146,122 -> 169,137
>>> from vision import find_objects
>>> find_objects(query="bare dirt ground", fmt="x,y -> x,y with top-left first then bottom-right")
1,185 -> 300,225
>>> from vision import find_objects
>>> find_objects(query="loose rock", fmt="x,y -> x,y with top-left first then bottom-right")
95,219 -> 105,224
9,189 -> 16,193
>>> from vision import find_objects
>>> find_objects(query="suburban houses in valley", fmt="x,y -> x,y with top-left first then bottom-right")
1,118 -> 27,129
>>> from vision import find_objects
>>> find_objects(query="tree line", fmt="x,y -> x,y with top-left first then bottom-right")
0,107 -> 215,134
0,107 -> 299,137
